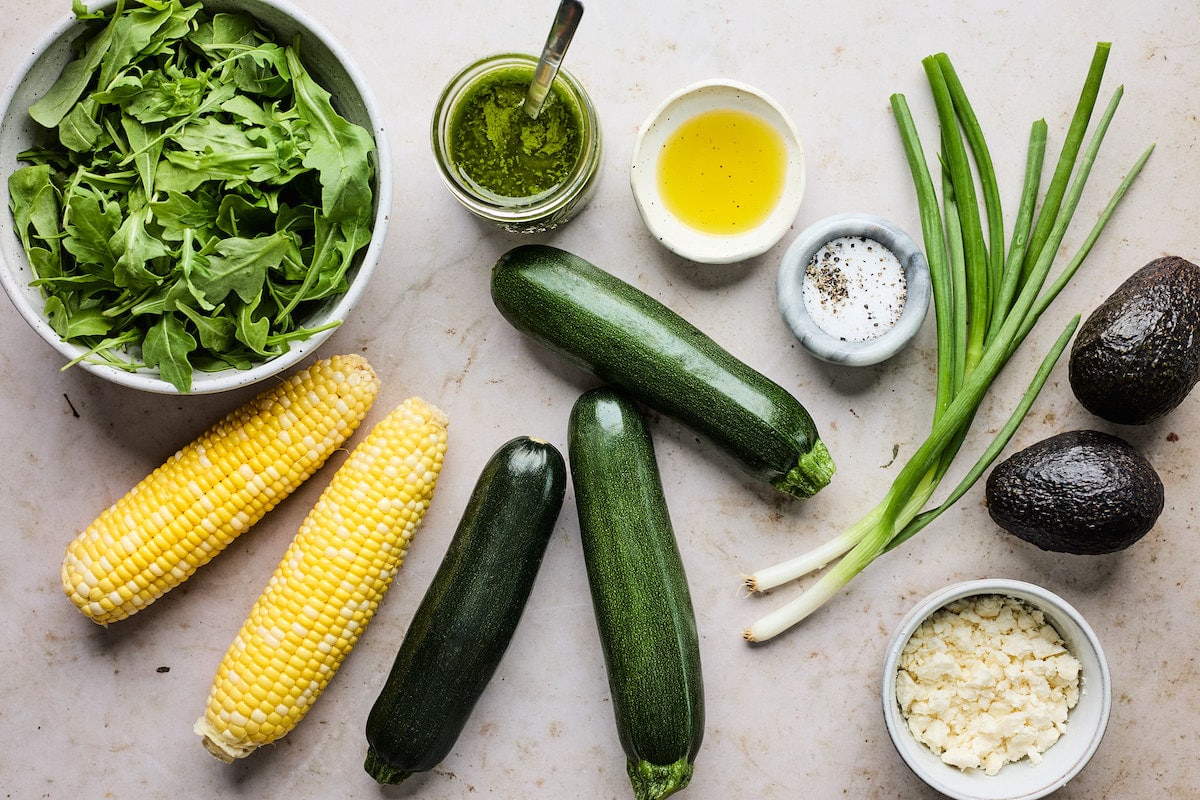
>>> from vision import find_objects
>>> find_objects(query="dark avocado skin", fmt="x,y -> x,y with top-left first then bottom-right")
985,430 -> 1164,554
1068,255 -> 1200,425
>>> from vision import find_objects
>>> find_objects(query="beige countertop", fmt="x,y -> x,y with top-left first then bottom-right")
2,1 -> 1198,797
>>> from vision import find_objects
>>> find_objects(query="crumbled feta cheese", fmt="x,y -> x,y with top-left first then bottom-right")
895,594 -> 1081,776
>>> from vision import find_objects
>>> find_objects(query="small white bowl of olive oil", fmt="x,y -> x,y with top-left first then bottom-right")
630,79 -> 806,264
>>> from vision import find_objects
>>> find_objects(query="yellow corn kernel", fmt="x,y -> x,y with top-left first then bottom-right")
195,396 -> 449,762
61,354 -> 380,625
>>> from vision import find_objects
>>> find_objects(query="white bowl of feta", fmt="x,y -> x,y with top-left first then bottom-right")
881,579 -> 1111,800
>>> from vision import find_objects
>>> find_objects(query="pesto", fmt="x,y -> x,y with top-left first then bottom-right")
448,67 -> 583,200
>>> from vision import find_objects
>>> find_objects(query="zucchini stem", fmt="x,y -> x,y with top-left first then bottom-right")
776,440 -> 837,499
627,756 -> 694,800
363,748 -> 412,785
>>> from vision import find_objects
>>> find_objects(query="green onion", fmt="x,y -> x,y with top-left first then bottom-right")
742,43 -> 1154,642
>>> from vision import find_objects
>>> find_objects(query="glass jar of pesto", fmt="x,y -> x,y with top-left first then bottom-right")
431,52 -> 602,233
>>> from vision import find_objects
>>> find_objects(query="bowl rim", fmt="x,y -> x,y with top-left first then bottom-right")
0,0 -> 392,395
881,578 -> 1112,800
777,212 -> 930,366
629,77 -> 805,265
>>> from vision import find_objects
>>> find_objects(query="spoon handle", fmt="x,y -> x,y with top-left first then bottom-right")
524,0 -> 584,119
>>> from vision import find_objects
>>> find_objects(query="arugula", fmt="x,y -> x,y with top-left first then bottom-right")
8,0 -> 376,392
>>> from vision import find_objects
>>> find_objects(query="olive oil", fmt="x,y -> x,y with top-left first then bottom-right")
656,108 -> 787,235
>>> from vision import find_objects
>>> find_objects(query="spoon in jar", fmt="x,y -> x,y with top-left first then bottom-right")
523,0 -> 584,119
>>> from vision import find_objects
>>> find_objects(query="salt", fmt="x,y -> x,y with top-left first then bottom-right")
802,236 -> 907,342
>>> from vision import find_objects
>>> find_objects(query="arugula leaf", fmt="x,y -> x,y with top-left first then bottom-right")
235,292 -> 273,355
121,116 -> 163,195
279,210 -> 371,318
150,189 -> 218,240
44,295 -> 117,338
96,1 -> 175,91
162,140 -> 283,184
27,248 -> 65,284
177,302 -> 236,352
71,0 -> 108,20
92,73 -> 146,107
7,165 -> 62,261
284,47 -> 375,224
62,190 -> 121,274
194,231 -> 293,304
216,194 -> 276,238
142,0 -> 199,56
126,64 -> 210,123
143,311 -> 197,391
198,14 -> 290,97
29,0 -> 125,127
220,94 -> 280,128
111,199 -> 171,288
59,98 -> 106,152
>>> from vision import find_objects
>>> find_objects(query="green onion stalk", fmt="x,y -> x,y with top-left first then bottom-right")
743,43 -> 1154,642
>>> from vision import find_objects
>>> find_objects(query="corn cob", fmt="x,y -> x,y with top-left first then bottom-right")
61,354 -> 380,626
195,396 -> 449,762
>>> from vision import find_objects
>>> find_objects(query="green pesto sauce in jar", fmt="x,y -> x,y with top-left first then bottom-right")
448,66 -> 584,201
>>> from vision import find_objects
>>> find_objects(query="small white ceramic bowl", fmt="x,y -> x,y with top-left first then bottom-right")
777,213 -> 930,366
0,0 -> 390,395
882,579 -> 1112,800
630,79 -> 805,264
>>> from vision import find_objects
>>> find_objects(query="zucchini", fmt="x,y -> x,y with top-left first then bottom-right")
492,243 -> 835,499
363,436 -> 567,784
568,387 -> 704,800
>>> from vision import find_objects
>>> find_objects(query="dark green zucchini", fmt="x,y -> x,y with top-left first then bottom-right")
492,244 -> 835,499
363,436 -> 567,784
568,387 -> 704,800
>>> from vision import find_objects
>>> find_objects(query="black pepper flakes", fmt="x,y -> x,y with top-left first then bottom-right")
801,235 -> 908,342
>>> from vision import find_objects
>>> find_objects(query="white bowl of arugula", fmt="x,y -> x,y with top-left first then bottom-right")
0,0 -> 390,394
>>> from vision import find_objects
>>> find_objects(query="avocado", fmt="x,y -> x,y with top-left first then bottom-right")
985,430 -> 1164,554
1068,255 -> 1200,424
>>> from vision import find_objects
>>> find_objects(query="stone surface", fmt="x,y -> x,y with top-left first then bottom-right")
1,1 -> 1197,798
